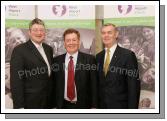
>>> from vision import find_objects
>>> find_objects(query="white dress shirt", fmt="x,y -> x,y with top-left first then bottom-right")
104,43 -> 117,66
31,40 -> 51,76
64,51 -> 78,102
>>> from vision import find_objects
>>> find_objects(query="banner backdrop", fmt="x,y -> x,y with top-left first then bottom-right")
38,5 -> 96,57
5,5 -> 95,109
104,5 -> 155,109
5,5 -> 35,109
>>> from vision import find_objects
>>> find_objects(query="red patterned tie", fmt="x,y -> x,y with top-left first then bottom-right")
67,56 -> 75,101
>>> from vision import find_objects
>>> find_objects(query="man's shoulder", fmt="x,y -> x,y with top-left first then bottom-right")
43,42 -> 52,50
79,51 -> 95,59
95,45 -> 135,58
96,50 -> 105,58
118,45 -> 135,56
13,41 -> 29,52
53,53 -> 66,62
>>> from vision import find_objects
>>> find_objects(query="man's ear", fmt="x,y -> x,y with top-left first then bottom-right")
79,40 -> 81,47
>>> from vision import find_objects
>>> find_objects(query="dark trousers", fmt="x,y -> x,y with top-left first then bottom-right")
62,100 -> 78,109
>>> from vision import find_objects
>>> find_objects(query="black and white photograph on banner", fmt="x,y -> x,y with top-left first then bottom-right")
1,1 -> 160,115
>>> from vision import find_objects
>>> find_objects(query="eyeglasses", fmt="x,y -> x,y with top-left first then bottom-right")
31,29 -> 45,33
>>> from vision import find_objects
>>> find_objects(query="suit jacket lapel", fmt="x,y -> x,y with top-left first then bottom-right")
27,40 -> 46,64
74,51 -> 81,93
61,54 -> 66,98
43,44 -> 52,65
99,50 -> 106,78
100,50 -> 105,70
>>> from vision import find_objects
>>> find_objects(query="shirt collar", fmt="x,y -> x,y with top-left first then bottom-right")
31,40 -> 43,49
66,51 -> 78,60
105,43 -> 117,53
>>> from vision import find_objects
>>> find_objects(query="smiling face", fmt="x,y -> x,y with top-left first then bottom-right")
142,68 -> 155,84
29,24 -> 46,44
64,33 -> 80,55
101,24 -> 118,48
142,27 -> 154,40
123,38 -> 131,49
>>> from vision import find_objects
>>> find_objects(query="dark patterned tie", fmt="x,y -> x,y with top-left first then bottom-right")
67,56 -> 75,101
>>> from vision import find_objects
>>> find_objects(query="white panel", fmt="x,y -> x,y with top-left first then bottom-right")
38,5 -> 95,20
5,5 -> 35,19
104,5 -> 155,18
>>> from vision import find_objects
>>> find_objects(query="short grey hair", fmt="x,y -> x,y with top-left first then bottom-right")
101,23 -> 118,31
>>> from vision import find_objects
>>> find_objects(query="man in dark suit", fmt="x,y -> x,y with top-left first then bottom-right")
96,23 -> 140,109
53,28 -> 97,109
10,18 -> 53,109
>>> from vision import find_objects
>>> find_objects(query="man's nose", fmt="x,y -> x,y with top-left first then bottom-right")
69,40 -> 74,44
104,33 -> 109,36
36,31 -> 42,34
